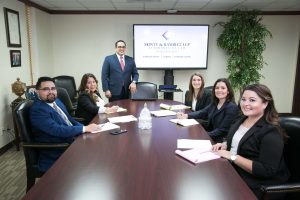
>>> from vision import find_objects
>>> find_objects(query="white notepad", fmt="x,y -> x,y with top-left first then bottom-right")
150,110 -> 177,117
91,122 -> 120,133
170,119 -> 199,127
108,115 -> 137,123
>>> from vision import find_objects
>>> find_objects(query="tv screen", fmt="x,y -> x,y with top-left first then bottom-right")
133,24 -> 209,69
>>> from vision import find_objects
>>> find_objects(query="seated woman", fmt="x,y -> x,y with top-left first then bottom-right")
177,78 -> 239,143
212,84 -> 289,199
185,72 -> 212,111
76,73 -> 118,125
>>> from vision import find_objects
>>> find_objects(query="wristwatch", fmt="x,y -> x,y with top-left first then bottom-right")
230,155 -> 237,162
132,81 -> 136,84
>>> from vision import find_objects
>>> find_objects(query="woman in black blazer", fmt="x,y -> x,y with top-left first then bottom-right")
184,73 -> 212,111
212,84 -> 289,199
76,73 -> 118,125
177,78 -> 239,143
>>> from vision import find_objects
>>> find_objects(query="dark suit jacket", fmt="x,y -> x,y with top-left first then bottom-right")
227,116 -> 289,198
185,89 -> 212,111
76,91 -> 102,125
101,54 -> 139,96
30,98 -> 83,172
188,101 -> 239,143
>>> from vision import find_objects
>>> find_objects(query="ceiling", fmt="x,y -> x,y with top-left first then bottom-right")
23,0 -> 300,13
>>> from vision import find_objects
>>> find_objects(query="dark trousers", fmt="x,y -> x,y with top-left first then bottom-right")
109,87 -> 129,102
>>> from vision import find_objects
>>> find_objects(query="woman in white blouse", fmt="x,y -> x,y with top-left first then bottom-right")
76,73 -> 118,125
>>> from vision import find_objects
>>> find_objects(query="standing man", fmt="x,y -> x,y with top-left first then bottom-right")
101,40 -> 139,101
30,77 -> 101,172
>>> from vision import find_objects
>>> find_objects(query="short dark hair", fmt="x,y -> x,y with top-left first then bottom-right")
35,77 -> 54,90
115,40 -> 126,48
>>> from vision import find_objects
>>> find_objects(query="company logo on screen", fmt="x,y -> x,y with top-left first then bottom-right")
162,31 -> 171,40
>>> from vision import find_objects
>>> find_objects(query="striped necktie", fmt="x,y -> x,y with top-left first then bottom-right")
53,102 -> 73,126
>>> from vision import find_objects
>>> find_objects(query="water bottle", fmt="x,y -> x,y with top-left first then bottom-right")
138,103 -> 152,130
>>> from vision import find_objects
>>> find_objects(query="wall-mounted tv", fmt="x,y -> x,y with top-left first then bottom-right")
133,24 -> 209,69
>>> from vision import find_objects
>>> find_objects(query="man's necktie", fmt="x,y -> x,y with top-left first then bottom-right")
53,102 -> 73,126
120,56 -> 125,71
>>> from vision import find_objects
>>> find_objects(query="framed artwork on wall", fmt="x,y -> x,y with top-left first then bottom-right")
3,7 -> 22,47
10,50 -> 21,67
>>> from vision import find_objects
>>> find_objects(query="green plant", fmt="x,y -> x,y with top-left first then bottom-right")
216,10 -> 272,92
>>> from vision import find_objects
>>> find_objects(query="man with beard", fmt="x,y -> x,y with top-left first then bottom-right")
101,40 -> 139,101
30,76 -> 101,172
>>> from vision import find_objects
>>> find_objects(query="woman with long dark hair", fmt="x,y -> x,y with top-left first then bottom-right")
177,78 -> 239,143
185,72 -> 212,111
76,73 -> 118,125
212,84 -> 289,199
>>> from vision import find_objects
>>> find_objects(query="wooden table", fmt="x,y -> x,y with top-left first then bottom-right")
22,99 -> 256,200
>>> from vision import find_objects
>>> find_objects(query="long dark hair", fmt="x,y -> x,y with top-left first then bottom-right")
78,73 -> 99,103
212,78 -> 235,104
241,84 -> 287,138
186,73 -> 205,102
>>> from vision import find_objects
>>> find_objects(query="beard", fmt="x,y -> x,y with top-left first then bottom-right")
45,94 -> 56,103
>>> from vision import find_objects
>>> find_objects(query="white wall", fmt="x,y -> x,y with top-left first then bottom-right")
0,0 -> 31,148
42,14 -> 299,111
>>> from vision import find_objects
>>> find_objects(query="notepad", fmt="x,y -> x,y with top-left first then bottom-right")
170,119 -> 199,127
175,148 -> 220,164
150,110 -> 177,117
160,103 -> 190,110
91,122 -> 120,133
177,139 -> 212,150
108,115 -> 137,123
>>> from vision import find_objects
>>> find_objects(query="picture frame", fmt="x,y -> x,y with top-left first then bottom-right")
10,50 -> 21,67
4,7 -> 22,47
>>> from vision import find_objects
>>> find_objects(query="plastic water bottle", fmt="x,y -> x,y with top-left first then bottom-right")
138,103 -> 152,130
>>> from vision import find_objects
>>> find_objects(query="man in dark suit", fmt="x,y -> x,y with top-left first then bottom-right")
101,40 -> 139,101
30,77 -> 101,172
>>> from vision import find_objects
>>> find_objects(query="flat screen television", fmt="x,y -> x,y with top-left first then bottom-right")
133,24 -> 209,69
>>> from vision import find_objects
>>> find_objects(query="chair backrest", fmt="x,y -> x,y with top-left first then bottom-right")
56,87 -> 75,116
53,76 -> 77,105
279,116 -> 300,182
204,86 -> 213,94
131,82 -> 158,100
14,100 -> 39,171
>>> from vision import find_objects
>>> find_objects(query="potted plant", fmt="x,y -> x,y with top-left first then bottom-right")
216,10 -> 272,93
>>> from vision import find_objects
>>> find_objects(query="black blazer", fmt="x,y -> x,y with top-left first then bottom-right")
185,89 -> 212,111
188,101 -> 239,143
76,91 -> 102,125
227,116 -> 289,198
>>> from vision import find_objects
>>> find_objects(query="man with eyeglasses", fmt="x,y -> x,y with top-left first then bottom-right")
30,76 -> 101,172
101,40 -> 139,101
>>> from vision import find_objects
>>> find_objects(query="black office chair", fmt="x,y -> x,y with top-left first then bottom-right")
204,86 -> 213,94
53,75 -> 78,107
130,82 -> 158,100
14,100 -> 69,192
261,116 -> 300,200
56,87 -> 84,123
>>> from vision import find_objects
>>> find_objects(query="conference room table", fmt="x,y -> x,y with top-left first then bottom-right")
22,99 -> 256,200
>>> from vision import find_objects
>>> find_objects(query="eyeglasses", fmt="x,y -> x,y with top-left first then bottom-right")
117,46 -> 126,49
39,87 -> 57,92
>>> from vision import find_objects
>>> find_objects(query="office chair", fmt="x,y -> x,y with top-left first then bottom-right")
14,100 -> 69,192
130,82 -> 158,100
261,116 -> 300,200
53,75 -> 78,107
204,86 -> 213,94
56,87 -> 84,123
